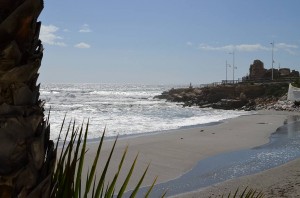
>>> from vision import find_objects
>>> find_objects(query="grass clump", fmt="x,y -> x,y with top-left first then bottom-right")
222,187 -> 264,198
50,118 -> 157,198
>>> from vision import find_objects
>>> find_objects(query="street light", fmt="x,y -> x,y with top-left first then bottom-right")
226,60 -> 229,83
226,61 -> 232,84
229,51 -> 236,83
270,41 -> 275,80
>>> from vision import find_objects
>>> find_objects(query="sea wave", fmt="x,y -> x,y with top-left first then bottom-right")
40,83 -> 251,140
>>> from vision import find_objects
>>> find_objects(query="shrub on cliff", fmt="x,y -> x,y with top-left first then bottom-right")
292,79 -> 300,88
264,83 -> 289,97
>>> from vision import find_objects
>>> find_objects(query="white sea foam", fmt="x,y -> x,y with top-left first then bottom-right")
40,83 -> 251,140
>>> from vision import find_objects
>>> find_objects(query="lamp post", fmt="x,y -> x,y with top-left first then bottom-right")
226,61 -> 232,84
226,60 -> 228,83
229,51 -> 235,83
270,41 -> 274,80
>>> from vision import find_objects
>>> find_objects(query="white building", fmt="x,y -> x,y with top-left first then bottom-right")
287,83 -> 300,101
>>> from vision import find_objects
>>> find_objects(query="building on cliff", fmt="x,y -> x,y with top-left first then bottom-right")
245,59 -> 299,82
249,60 -> 265,80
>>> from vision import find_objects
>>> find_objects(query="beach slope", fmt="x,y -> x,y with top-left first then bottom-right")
82,110 -> 299,196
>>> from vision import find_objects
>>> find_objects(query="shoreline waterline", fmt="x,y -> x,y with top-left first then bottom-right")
56,120 -> 227,149
136,116 -> 300,197
79,110 -> 299,197
56,115 -> 244,147
85,120 -> 225,143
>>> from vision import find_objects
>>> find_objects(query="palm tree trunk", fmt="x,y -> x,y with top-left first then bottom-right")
0,0 -> 56,197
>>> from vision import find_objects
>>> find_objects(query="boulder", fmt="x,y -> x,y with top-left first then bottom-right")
211,99 -> 248,110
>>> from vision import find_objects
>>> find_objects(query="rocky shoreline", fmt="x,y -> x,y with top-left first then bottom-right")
154,83 -> 300,111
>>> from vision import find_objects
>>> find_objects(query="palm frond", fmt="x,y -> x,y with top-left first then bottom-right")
51,120 -> 157,198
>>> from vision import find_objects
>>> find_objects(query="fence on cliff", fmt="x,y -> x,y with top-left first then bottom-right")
197,77 -> 299,88
198,79 -> 242,88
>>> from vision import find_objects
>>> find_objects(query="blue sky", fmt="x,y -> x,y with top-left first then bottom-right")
39,0 -> 300,85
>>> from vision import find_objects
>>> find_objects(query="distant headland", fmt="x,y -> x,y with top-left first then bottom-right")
155,59 -> 300,111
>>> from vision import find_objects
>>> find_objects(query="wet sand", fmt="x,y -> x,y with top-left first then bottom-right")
174,158 -> 300,198
82,110 -> 299,197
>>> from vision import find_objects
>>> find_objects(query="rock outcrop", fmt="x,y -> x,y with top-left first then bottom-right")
154,83 -> 291,111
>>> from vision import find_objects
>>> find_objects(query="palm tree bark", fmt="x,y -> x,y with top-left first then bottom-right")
0,0 -> 56,197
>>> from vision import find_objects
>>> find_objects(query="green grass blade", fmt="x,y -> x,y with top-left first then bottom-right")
161,190 -> 168,197
245,189 -> 253,197
227,191 -> 231,198
100,183 -> 104,198
258,191 -> 264,198
233,188 -> 239,198
105,145 -> 128,198
54,121 -> 78,197
74,121 -> 87,197
55,119 -> 72,178
144,176 -> 157,198
52,118 -> 157,198
65,125 -> 77,173
55,113 -> 66,152
129,163 -> 150,198
58,121 -> 75,168
46,106 -> 51,124
94,136 -> 118,196
240,186 -> 249,197
251,190 -> 257,198
105,182 -> 110,196
91,174 -> 96,198
62,127 -> 80,196
117,153 -> 139,198
84,128 -> 106,195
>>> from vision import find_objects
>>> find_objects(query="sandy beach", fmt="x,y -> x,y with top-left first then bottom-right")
82,110 -> 300,197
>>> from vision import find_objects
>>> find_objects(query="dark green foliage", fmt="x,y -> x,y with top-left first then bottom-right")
292,79 -> 300,88
222,187 -> 264,198
264,83 -> 289,97
50,120 -> 157,198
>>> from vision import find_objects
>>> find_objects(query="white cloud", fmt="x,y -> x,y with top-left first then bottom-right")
198,44 -> 233,51
276,43 -> 298,49
79,24 -> 92,33
74,42 -> 91,49
40,25 -> 66,46
197,42 -> 299,55
275,43 -> 298,55
198,43 -> 268,52
235,44 -> 269,52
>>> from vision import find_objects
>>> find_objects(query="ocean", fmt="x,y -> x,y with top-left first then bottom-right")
40,83 -> 250,140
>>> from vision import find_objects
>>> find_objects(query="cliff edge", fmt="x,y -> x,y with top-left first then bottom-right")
154,83 -> 297,111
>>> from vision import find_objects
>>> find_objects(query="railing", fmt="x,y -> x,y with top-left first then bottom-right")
199,79 -> 242,88
240,77 -> 300,84
195,77 -> 299,88
221,80 -> 241,84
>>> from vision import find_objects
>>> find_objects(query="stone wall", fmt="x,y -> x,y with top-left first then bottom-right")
249,60 -> 265,80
